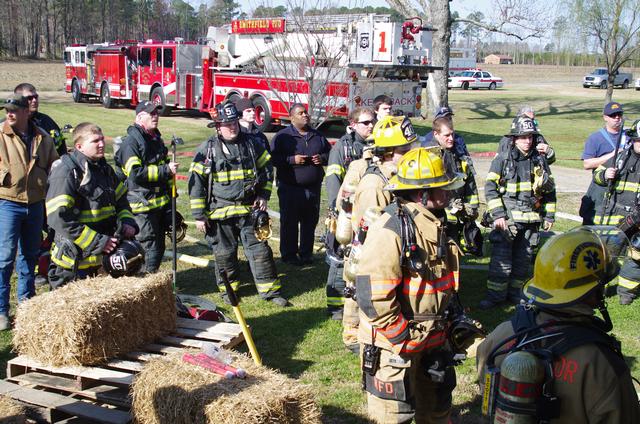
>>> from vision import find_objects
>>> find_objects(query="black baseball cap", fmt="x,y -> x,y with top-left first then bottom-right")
234,98 -> 254,112
135,100 -> 161,115
1,95 -> 29,111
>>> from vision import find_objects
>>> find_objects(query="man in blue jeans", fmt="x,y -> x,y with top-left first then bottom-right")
0,95 -> 58,329
270,104 -> 331,265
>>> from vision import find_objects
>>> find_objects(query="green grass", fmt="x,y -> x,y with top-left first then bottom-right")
1,93 -> 638,423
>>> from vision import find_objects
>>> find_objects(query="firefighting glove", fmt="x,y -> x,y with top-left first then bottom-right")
449,198 -> 464,216
464,203 -> 479,220
618,209 -> 640,238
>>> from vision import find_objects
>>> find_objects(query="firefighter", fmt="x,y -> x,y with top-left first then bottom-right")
188,101 -> 287,307
496,105 -> 556,164
356,147 -> 463,424
422,116 -> 480,251
324,106 -> 375,320
46,123 -> 138,288
233,97 -> 270,153
115,101 -> 179,273
477,227 -> 640,423
420,106 -> 469,160
341,115 -> 417,353
593,118 -> 640,304
480,116 -> 556,310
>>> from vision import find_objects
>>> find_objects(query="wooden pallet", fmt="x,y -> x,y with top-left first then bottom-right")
2,318 -> 245,423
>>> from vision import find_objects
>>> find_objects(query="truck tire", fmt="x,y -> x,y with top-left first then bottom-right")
583,84 -> 589,88
489,82 -> 496,90
72,80 -> 82,103
462,82 -> 469,90
600,81 -> 608,89
623,80 -> 629,89
101,83 -> 114,109
151,86 -> 171,116
253,96 -> 272,132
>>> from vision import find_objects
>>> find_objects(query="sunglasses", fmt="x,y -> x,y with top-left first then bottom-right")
26,94 -> 38,101
357,120 -> 374,126
608,113 -> 623,118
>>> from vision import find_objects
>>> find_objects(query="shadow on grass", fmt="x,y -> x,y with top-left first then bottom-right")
320,405 -> 373,423
250,307 -> 327,377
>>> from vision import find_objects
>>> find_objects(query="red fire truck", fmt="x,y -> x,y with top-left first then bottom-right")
65,14 -> 439,130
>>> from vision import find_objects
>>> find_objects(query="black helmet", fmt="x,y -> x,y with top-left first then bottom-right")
102,240 -> 145,278
211,101 -> 240,123
165,209 -> 188,243
626,119 -> 640,140
507,116 -> 538,137
252,209 -> 272,241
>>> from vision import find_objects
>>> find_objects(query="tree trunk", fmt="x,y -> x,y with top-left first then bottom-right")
606,74 -> 614,103
426,0 -> 451,116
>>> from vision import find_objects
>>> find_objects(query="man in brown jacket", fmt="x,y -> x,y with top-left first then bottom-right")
0,95 -> 58,329
356,147 -> 464,424
477,227 -> 640,423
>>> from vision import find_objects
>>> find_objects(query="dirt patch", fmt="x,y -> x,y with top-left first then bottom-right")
0,60 -> 65,92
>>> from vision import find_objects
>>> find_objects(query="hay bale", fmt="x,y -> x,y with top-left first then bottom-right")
13,273 -> 176,366
131,353 -> 321,424
0,395 -> 26,424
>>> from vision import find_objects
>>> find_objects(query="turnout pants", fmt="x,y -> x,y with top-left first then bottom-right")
134,208 -> 166,273
325,234 -> 346,313
212,214 -> 281,299
486,223 -> 539,302
618,257 -> 640,304
362,348 -> 455,424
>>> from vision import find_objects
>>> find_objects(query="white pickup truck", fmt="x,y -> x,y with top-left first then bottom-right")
583,68 -> 633,89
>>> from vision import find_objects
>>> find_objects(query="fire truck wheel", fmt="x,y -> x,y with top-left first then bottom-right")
72,80 -> 82,103
252,96 -> 272,132
151,87 -> 171,116
101,83 -> 114,109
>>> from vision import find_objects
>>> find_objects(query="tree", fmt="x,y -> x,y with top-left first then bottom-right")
386,0 -> 551,115
573,0 -> 640,103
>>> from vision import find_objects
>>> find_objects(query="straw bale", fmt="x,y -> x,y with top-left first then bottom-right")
131,353 -> 321,424
13,273 -> 176,366
0,395 -> 26,424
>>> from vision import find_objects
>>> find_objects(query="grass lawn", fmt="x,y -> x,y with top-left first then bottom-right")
0,90 -> 638,423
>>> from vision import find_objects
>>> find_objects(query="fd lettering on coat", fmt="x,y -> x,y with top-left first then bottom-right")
554,355 -> 578,383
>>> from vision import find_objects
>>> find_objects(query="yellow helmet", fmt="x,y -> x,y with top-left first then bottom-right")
386,147 -> 464,191
523,226 -> 628,308
373,116 -> 417,147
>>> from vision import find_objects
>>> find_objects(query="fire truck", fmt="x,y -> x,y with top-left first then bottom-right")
64,14 -> 439,130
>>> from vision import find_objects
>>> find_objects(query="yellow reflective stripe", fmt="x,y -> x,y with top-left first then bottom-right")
190,198 -> 206,209
78,205 -> 116,223
189,162 -> 206,175
115,182 -> 127,200
487,280 -> 508,291
207,205 -> 252,220
147,165 -> 159,182
46,195 -> 75,215
327,296 -> 345,306
218,280 -> 240,291
74,226 -> 98,250
615,181 -> 640,192
78,254 -> 101,269
506,181 -> 532,193
487,198 -> 503,211
256,279 -> 281,293
510,210 -> 541,222
256,150 -> 271,169
486,172 -> 501,182
466,194 -> 479,206
545,203 -> 556,213
263,181 -> 273,193
618,276 -> 639,289
445,208 -> 458,221
117,209 -> 134,221
124,156 -> 142,176
326,164 -> 346,178
212,169 -> 254,182
51,244 -> 75,268
598,215 -> 624,225
130,195 -> 170,213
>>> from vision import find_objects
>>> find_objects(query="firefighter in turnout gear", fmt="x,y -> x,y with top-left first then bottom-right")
422,116 -> 481,254
481,116 -> 556,310
325,107 -> 375,320
477,227 -> 640,423
356,147 -> 465,424
342,115 -> 417,354
46,123 -> 138,288
188,101 -> 287,306
594,118 -> 640,304
114,101 -> 179,273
